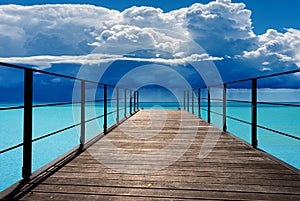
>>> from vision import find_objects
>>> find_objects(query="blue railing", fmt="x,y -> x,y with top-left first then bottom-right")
0,62 -> 139,193
184,69 -> 300,168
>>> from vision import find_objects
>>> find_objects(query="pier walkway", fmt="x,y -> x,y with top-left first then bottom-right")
16,110 -> 300,200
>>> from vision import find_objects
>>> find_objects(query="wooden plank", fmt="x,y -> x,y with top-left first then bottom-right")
19,110 -> 300,200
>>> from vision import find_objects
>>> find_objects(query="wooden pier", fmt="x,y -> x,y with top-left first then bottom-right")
16,110 -> 300,200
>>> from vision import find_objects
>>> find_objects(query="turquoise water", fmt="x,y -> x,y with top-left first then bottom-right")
0,102 -> 299,192
0,102 -> 121,192
209,102 -> 300,170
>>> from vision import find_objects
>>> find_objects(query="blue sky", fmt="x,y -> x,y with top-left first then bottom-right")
234,0 -> 300,34
0,0 -> 300,101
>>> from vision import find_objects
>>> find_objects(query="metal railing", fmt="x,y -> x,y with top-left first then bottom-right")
184,68 -> 300,149
0,62 -> 139,184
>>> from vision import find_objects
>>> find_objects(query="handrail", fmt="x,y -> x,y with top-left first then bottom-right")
184,69 -> 300,150
200,106 -> 300,141
0,98 -> 129,111
200,68 -> 300,88
0,62 -> 120,89
201,97 -> 300,107
0,62 -> 139,187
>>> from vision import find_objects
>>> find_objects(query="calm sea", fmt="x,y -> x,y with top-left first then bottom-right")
0,102 -> 299,192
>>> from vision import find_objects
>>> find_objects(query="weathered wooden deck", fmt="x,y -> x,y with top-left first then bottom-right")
20,110 -> 300,200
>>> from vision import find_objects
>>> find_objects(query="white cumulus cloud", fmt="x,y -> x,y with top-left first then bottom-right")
0,0 -> 299,82
243,28 -> 300,69
94,24 -> 184,55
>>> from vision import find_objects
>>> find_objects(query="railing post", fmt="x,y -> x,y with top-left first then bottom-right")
208,87 -> 211,123
136,90 -> 139,110
80,80 -> 86,148
223,84 -> 227,132
22,69 -> 33,181
252,79 -> 258,148
192,89 -> 194,114
198,88 -> 201,118
103,85 -> 107,135
130,89 -> 132,114
116,87 -> 119,124
124,88 -> 127,117
183,91 -> 186,111
134,90 -> 136,112
187,90 -> 190,112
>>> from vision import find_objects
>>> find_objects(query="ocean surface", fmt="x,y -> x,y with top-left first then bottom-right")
0,101 -> 299,192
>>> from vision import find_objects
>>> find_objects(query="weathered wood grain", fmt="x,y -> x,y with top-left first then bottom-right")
20,110 -> 300,201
